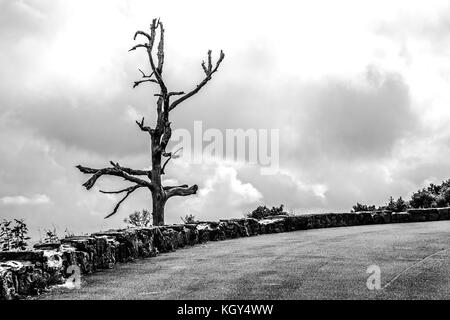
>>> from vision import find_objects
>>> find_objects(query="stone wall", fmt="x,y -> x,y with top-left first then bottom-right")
1,207 -> 449,299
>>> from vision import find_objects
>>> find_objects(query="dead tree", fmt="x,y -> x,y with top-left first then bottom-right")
76,19 -> 225,225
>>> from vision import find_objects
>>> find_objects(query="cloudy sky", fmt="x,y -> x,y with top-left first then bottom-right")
1,0 -> 450,239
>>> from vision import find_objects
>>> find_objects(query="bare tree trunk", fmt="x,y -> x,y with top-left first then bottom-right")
151,135 -> 165,225
152,192 -> 165,225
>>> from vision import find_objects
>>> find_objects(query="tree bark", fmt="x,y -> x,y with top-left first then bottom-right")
151,133 -> 165,225
152,191 -> 165,226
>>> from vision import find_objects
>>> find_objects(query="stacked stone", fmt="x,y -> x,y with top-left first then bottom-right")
219,220 -> 249,238
2,207 -> 450,300
195,222 -> 225,242
0,250 -> 65,300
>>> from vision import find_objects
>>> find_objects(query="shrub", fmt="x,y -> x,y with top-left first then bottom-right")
435,195 -> 448,208
410,189 -> 435,208
180,214 -> 196,224
247,204 -> 285,220
124,209 -> 152,227
0,219 -> 31,251
427,183 -> 441,196
351,203 -> 376,212
394,196 -> 408,212
43,227 -> 59,243
0,220 -> 12,251
385,196 -> 408,212
385,197 -> 396,211
442,187 -> 450,205
64,228 -> 75,238
351,179 -> 450,212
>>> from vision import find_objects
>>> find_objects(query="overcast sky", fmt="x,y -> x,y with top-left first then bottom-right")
1,0 -> 450,238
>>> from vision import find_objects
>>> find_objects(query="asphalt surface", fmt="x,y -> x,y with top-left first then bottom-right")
38,221 -> 450,300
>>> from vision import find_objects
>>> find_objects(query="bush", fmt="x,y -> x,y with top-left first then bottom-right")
124,209 -> 152,227
410,189 -> 435,208
43,227 -> 59,243
408,180 -> 450,208
394,196 -> 408,212
247,204 -> 285,220
0,219 -> 31,251
427,183 -> 442,196
180,214 -> 196,224
442,187 -> 450,205
351,179 -> 450,212
385,197 -> 396,211
435,195 -> 448,208
351,203 -> 376,212
385,196 -> 408,212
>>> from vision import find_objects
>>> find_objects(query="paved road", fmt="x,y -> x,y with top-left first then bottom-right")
39,221 -> 450,299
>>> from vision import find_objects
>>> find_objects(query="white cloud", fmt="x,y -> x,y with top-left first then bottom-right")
176,165 -> 262,221
1,194 -> 51,205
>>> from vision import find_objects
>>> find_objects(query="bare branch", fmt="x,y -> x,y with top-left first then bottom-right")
129,44 -> 148,52
163,184 -> 188,190
169,50 -> 225,111
201,60 -> 208,75
133,68 -> 156,88
135,117 -> 153,135
133,78 -> 158,88
76,165 -> 152,190
146,19 -> 167,94
165,184 -> 198,199
104,185 -> 142,219
110,161 -> 154,188
207,50 -> 212,73
100,185 -> 142,194
168,91 -> 185,97
129,20 -> 167,94
138,69 -> 153,78
133,30 -> 151,42
157,21 -> 164,74
161,147 -> 182,174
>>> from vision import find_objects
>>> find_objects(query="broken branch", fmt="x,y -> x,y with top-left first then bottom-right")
76,165 -> 152,190
135,117 -> 153,135
129,44 -> 149,52
169,50 -> 225,111
165,184 -> 198,199
104,185 -> 142,219
161,147 -> 182,174
133,79 -> 158,88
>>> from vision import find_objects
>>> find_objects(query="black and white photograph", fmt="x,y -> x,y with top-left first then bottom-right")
0,0 -> 449,313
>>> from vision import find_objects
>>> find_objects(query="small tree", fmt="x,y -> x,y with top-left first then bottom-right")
11,219 -> 30,250
76,19 -> 225,225
0,219 -> 31,251
394,196 -> 408,212
0,220 -> 12,251
410,189 -> 435,208
386,196 -> 396,211
124,209 -> 152,227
